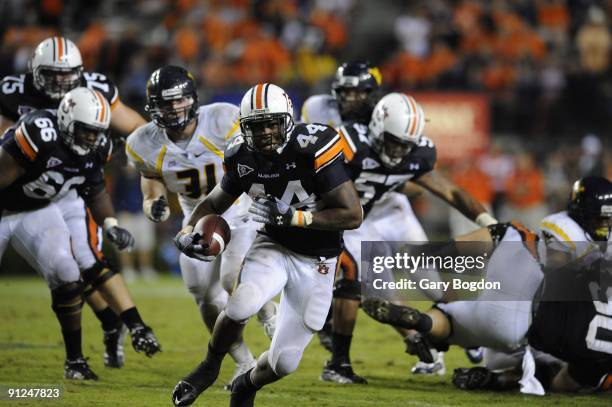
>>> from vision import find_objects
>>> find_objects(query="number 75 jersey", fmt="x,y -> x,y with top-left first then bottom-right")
126,103 -> 250,220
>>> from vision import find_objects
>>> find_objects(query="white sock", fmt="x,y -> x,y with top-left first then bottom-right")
228,341 -> 255,365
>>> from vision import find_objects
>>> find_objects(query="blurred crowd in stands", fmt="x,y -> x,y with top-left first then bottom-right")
1,0 -> 610,275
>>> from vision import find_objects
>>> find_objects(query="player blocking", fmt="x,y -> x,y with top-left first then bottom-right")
0,87 -> 133,379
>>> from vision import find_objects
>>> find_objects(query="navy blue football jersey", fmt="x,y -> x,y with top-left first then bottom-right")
0,72 -> 118,122
0,110 -> 111,212
528,266 -> 612,389
338,121 -> 437,216
221,123 -> 350,257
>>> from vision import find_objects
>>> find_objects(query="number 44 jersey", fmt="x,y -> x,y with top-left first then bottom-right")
126,103 -> 250,222
0,110 -> 111,212
221,122 -> 351,258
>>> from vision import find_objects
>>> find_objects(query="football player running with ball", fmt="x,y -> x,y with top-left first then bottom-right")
171,83 -> 363,406
0,88 -> 135,379
126,66 -> 274,387
0,36 -> 160,367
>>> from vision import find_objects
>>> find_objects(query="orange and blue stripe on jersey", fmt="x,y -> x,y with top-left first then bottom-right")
14,125 -> 38,161
314,134 -> 343,173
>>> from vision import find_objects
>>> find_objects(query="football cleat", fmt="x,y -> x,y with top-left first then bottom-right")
411,352 -> 446,376
131,324 -> 161,357
465,347 -> 484,364
64,357 -> 98,380
173,347 -> 224,406
361,298 -> 421,329
320,361 -> 368,384
403,332 -> 434,364
452,367 -> 496,390
172,380 -> 200,406
256,301 -> 278,340
103,324 -> 128,368
230,369 -> 258,407
225,359 -> 257,391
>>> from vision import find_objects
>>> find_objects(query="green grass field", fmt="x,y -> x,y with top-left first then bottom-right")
0,275 -> 609,406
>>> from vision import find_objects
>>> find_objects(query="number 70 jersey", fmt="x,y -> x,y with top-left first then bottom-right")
125,103 -> 250,220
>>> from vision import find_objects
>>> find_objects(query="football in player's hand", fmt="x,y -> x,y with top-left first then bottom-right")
193,214 -> 231,256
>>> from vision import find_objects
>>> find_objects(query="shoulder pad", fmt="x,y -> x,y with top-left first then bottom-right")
203,103 -> 240,146
125,123 -> 157,174
82,71 -> 119,105
337,122 -> 370,160
8,110 -> 60,162
290,123 -> 344,172
411,136 -> 437,170
300,94 -> 341,126
539,212 -> 585,252
223,134 -> 247,160
0,74 -> 27,119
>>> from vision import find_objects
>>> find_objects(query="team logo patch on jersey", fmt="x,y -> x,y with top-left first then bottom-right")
317,263 -> 330,275
46,156 -> 63,168
362,157 -> 380,170
237,163 -> 254,177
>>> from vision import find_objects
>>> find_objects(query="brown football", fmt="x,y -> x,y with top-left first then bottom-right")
193,214 -> 231,256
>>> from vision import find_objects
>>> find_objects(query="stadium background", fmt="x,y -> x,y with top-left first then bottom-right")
0,1 -> 610,405
2,0 -> 611,275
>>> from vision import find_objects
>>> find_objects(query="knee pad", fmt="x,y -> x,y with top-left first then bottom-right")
303,285 -> 332,331
81,262 -> 116,290
204,287 -> 229,316
51,281 -> 84,316
225,282 -> 262,321
333,278 -> 361,300
269,346 -> 302,377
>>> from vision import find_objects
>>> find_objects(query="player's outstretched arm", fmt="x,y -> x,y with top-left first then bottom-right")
110,100 -> 147,137
415,170 -> 497,227
0,147 -> 25,190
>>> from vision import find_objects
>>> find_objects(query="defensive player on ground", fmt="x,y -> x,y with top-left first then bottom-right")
317,92 -> 497,382
0,88 -> 135,379
364,177 -> 612,394
171,83 -> 363,406
0,36 -> 159,367
126,66 -> 275,387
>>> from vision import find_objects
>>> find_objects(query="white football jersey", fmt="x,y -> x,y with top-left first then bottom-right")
300,94 -> 342,127
126,103 -> 250,222
538,210 -> 611,266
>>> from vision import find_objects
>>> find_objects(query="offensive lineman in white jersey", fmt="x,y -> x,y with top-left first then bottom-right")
125,66 -> 276,387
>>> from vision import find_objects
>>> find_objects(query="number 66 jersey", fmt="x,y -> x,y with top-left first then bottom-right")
1,110 -> 111,212
125,103 -> 250,224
